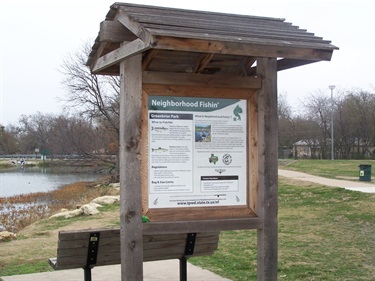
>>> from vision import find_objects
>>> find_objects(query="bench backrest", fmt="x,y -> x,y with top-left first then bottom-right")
49,228 -> 220,270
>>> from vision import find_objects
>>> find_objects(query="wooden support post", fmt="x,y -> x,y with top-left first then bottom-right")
256,57 -> 278,280
119,54 -> 144,280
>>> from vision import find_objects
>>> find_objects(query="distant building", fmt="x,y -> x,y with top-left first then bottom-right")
293,140 -> 322,159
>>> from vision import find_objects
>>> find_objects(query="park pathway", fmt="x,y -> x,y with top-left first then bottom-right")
1,260 -> 231,281
279,169 -> 375,193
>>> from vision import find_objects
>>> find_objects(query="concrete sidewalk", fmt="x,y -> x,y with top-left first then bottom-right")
279,169 -> 375,193
2,260 -> 232,281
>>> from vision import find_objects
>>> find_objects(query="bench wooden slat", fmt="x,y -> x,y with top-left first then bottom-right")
56,236 -> 219,258
57,228 -> 218,240
56,228 -> 120,240
56,234 -> 219,252
50,243 -> 218,270
50,228 -> 220,270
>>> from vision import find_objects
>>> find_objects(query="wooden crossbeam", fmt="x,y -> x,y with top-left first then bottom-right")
143,71 -> 261,89
91,39 -> 150,73
151,36 -> 334,61
194,53 -> 215,73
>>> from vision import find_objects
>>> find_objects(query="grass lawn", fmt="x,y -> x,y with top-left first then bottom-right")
191,177 -> 375,280
279,159 -> 375,181
1,160 -> 375,280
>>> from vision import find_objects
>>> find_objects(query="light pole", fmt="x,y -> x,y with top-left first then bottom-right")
329,85 -> 335,160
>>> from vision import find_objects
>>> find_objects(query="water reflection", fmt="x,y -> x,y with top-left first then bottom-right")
0,166 -> 102,197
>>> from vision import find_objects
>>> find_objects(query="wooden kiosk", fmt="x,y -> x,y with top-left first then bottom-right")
87,3 -> 337,280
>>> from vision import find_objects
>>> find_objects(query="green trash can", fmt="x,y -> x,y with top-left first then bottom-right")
359,164 -> 372,181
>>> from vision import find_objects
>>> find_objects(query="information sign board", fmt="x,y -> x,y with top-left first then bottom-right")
148,96 -> 248,209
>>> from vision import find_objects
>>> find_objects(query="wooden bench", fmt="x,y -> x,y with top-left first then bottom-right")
49,227 -> 220,281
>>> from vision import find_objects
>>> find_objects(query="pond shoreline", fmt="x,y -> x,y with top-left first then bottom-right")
0,157 -> 114,169
0,158 -> 113,197
0,176 -> 114,233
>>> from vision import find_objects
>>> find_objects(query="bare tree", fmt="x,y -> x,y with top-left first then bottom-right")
60,42 -> 120,136
0,125 -> 18,154
303,90 -> 332,159
60,42 -> 120,179
299,87 -> 374,159
278,92 -> 295,158
346,89 -> 375,158
17,112 -> 55,154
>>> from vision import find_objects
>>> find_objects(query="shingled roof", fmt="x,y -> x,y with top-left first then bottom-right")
87,2 -> 338,76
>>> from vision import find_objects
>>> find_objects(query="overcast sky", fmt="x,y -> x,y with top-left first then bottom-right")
1,0 -> 374,125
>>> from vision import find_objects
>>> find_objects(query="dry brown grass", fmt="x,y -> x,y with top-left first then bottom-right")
0,177 -> 117,233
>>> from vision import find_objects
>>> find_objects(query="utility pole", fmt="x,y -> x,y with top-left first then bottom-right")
329,85 -> 335,160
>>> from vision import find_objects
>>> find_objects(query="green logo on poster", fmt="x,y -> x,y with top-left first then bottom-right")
209,154 -> 219,164
233,105 -> 243,121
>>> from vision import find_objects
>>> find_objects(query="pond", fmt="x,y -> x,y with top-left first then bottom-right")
0,166 -> 103,198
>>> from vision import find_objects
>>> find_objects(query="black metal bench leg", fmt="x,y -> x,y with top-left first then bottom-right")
179,257 -> 187,281
83,232 -> 99,281
179,233 -> 196,281
84,266 -> 92,281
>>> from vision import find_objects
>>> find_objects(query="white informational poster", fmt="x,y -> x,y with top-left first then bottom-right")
148,96 -> 247,208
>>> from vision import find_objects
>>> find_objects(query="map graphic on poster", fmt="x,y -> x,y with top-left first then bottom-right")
148,96 -> 247,208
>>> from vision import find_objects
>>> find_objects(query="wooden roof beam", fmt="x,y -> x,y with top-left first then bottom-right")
99,21 -> 138,43
194,53 -> 215,73
276,58 -> 318,71
151,36 -> 334,61
117,9 -> 153,44
87,41 -> 110,68
237,57 -> 257,76
142,49 -> 159,70
247,58 -> 319,74
143,71 -> 261,89
91,39 -> 150,74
